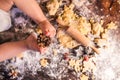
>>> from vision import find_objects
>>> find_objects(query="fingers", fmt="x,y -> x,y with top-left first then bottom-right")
44,29 -> 56,38
27,32 -> 49,53
31,32 -> 38,39
45,30 -> 50,36
39,47 -> 47,53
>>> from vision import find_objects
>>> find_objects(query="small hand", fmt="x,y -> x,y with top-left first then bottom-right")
25,33 -> 47,53
38,20 -> 56,37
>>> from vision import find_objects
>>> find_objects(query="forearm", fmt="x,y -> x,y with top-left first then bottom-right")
13,0 -> 47,24
0,40 -> 27,62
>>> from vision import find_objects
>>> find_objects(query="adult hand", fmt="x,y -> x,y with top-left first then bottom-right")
38,20 -> 56,37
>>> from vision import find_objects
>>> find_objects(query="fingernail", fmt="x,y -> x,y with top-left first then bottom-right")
45,31 -> 50,36
83,55 -> 89,61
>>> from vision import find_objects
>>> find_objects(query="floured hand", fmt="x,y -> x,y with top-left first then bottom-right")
38,20 -> 56,38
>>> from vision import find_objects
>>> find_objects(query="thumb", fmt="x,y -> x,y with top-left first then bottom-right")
45,30 -> 50,36
31,32 -> 38,39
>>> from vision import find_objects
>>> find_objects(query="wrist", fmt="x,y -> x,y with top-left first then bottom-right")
37,17 -> 48,24
38,19 -> 49,26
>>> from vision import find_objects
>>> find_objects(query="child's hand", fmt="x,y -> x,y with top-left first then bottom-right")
39,20 -> 56,37
25,33 -> 47,53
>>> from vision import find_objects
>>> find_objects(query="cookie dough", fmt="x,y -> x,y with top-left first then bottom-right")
47,0 -> 61,15
40,58 -> 48,67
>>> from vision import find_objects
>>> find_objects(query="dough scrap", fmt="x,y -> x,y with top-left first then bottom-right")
106,22 -> 118,30
57,29 -> 79,48
80,74 -> 89,80
82,57 -> 96,73
40,58 -> 48,67
47,0 -> 62,15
